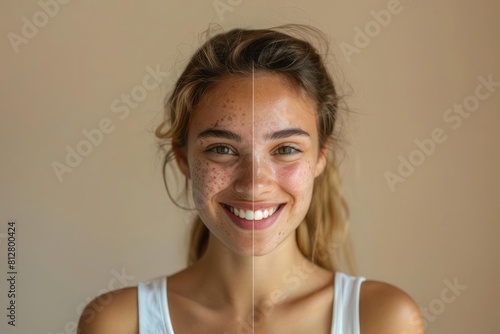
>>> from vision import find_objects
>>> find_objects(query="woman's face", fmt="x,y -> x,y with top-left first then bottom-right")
176,74 -> 326,256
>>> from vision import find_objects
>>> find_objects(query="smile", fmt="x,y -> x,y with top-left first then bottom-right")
224,204 -> 281,221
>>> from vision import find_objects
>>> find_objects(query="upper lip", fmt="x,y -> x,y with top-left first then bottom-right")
221,202 -> 284,211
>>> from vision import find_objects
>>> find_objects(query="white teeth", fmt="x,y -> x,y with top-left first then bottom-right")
226,205 -> 281,221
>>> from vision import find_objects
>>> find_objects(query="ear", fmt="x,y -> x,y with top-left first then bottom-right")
314,146 -> 328,178
173,142 -> 191,179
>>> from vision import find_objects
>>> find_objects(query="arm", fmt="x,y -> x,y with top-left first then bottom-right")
77,287 -> 138,334
360,280 -> 425,334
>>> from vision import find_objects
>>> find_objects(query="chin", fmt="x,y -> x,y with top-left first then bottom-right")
228,234 -> 291,258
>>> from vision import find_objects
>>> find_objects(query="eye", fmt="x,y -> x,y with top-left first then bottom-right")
273,145 -> 300,155
207,144 -> 237,155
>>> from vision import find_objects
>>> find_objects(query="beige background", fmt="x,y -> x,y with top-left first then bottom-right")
1,0 -> 499,333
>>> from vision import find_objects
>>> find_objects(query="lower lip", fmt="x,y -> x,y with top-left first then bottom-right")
222,204 -> 284,231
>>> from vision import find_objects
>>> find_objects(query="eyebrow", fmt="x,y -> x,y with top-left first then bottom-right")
197,129 -> 242,142
196,127 -> 310,142
265,128 -> 310,140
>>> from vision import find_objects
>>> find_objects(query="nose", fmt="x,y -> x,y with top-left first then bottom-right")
234,154 -> 272,198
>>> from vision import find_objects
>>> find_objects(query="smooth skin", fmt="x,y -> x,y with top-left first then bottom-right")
78,74 -> 424,333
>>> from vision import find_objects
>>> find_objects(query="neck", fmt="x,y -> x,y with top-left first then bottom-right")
187,231 -> 323,317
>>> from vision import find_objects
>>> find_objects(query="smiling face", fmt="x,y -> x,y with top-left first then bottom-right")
175,74 -> 326,256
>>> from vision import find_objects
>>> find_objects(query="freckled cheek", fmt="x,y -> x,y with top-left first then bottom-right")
190,158 -> 236,204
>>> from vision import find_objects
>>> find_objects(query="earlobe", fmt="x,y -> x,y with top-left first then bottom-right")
173,143 -> 191,179
314,147 -> 328,177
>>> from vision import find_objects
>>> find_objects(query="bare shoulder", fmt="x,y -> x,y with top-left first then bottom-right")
359,280 -> 424,334
77,286 -> 138,334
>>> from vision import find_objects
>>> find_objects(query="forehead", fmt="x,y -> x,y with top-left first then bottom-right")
190,74 -> 318,137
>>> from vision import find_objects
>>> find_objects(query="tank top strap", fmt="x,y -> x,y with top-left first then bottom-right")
331,272 -> 366,334
138,276 -> 175,334
138,272 -> 364,334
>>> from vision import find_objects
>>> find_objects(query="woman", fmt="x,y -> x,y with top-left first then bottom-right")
78,25 -> 424,333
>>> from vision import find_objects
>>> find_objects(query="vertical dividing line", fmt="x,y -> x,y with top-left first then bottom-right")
251,61 -> 255,334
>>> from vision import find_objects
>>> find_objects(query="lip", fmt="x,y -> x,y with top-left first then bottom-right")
220,202 -> 285,231
222,202 -> 283,211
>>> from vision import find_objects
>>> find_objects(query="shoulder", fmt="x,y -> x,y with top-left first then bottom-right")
359,279 -> 424,334
77,286 -> 138,334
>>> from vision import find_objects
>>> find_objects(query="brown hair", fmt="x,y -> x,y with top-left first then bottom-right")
155,24 -> 356,274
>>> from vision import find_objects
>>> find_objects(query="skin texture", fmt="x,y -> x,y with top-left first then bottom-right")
78,74 -> 424,334
181,73 -> 326,257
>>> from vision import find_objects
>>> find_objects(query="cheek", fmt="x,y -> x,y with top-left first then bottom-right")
190,158 -> 233,207
275,161 -> 316,194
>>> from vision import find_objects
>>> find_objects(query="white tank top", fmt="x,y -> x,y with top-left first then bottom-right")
138,271 -> 365,333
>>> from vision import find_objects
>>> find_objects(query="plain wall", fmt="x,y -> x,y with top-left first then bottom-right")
1,0 -> 499,333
